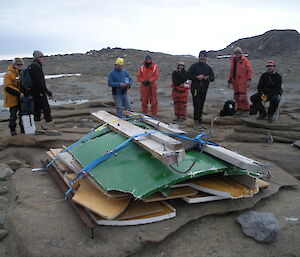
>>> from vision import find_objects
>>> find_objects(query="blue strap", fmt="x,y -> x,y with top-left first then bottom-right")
46,128 -> 98,168
64,131 -> 158,198
46,116 -> 134,169
165,132 -> 219,147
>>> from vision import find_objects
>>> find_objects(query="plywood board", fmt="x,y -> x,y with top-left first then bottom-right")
124,110 -> 186,134
117,201 -> 164,220
92,110 -> 185,164
47,149 -> 69,172
72,179 -> 131,220
90,201 -> 176,226
190,177 -> 259,199
256,178 -> 270,188
143,187 -> 198,202
56,151 -> 83,174
57,150 -> 129,199
182,191 -> 229,203
203,144 -> 270,175
229,174 -> 256,189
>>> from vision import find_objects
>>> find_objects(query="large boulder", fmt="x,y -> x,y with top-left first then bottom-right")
236,211 -> 279,243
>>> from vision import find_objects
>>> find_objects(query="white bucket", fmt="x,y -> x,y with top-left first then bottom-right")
21,115 -> 35,134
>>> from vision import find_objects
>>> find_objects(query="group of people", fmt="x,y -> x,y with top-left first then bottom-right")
108,47 -> 282,130
3,50 -> 56,136
3,47 -> 282,136
108,55 -> 159,118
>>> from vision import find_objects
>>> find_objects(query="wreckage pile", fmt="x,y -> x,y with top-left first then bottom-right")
46,111 -> 270,226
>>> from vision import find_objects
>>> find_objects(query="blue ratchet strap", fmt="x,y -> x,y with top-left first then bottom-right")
165,132 -> 219,147
46,116 -> 134,168
64,131 -> 158,198
46,128 -> 97,168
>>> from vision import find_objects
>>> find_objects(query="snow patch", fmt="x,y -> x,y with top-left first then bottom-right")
0,72 -> 82,85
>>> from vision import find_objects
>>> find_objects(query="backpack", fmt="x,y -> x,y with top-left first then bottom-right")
219,100 -> 237,116
20,95 -> 34,115
19,65 -> 33,90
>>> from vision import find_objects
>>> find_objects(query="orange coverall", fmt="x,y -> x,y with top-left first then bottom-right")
228,56 -> 253,111
137,61 -> 159,116
171,82 -> 190,119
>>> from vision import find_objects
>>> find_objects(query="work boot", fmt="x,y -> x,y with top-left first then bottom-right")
10,130 -> 17,136
194,120 -> 204,131
267,114 -> 274,123
257,113 -> 267,120
35,121 -> 46,134
42,121 -> 60,134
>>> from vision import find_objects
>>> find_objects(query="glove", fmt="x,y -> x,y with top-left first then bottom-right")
261,94 -> 267,103
143,80 -> 151,86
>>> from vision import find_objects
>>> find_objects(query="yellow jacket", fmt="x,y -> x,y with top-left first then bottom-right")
3,65 -> 21,107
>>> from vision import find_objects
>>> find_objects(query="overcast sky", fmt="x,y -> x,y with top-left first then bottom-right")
0,0 -> 299,60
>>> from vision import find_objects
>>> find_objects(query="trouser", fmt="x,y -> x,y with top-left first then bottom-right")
33,94 -> 52,122
250,92 -> 280,117
9,105 -> 24,133
172,89 -> 188,118
113,93 -> 131,118
140,84 -> 158,116
191,89 -> 207,121
234,92 -> 249,111
233,82 -> 249,111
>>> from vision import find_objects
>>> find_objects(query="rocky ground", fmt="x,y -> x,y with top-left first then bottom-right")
0,47 -> 299,257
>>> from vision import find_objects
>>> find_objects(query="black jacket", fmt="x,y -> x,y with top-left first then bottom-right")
188,62 -> 215,92
172,69 -> 189,87
29,60 -> 52,97
257,71 -> 282,97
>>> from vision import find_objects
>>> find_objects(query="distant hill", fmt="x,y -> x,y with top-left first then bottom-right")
209,29 -> 300,58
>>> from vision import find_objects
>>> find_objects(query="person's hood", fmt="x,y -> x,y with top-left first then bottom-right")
142,60 -> 156,67
7,65 -> 19,75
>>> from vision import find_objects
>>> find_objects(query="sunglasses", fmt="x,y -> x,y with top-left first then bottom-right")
16,64 -> 23,66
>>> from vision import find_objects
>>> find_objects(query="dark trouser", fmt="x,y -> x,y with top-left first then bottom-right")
191,89 -> 207,121
33,94 -> 52,122
9,105 -> 24,133
250,93 -> 280,117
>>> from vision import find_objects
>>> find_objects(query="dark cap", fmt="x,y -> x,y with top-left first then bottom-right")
145,55 -> 152,60
199,50 -> 207,57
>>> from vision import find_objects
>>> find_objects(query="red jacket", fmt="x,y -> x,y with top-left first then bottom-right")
137,61 -> 159,86
228,56 -> 252,85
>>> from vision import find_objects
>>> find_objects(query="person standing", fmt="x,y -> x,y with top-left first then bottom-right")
137,55 -> 159,116
29,50 -> 56,133
188,50 -> 215,130
250,60 -> 282,121
227,47 -> 253,115
107,57 -> 132,118
3,58 -> 25,136
171,61 -> 190,121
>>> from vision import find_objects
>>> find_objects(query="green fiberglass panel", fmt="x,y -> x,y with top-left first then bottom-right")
69,130 -> 243,199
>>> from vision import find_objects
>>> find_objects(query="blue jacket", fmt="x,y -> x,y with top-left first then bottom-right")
107,68 -> 133,95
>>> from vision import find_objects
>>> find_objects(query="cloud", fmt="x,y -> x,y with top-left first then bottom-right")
0,0 -> 299,59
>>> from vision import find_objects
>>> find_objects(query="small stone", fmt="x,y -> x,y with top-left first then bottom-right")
0,229 -> 8,240
0,167 -> 14,180
237,211 -> 278,243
